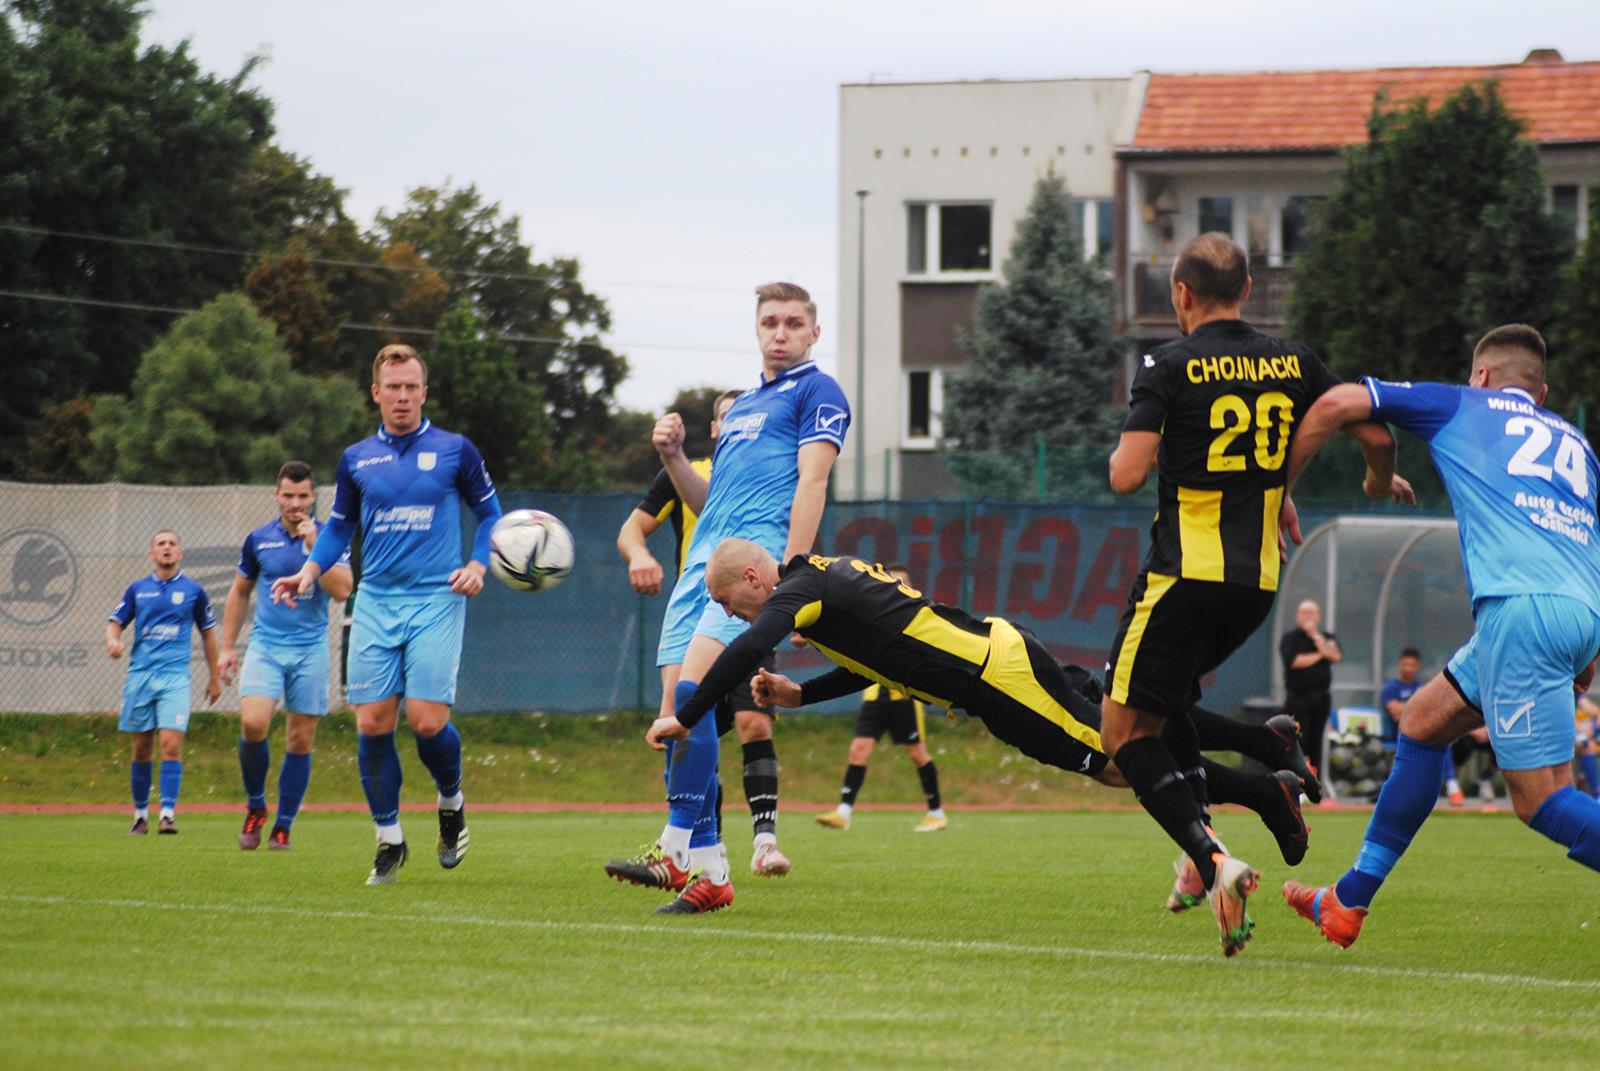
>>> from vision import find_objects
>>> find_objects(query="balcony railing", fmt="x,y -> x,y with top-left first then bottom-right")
1130,260 -> 1295,326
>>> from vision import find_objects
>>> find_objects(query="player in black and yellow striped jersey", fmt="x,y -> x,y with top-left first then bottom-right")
815,565 -> 948,833
614,389 -> 787,872
644,539 -> 1320,866
1101,232 -> 1403,955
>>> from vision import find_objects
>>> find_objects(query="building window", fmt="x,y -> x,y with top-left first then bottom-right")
906,202 -> 993,275
904,368 -> 944,446
1071,198 -> 1115,260
907,204 -> 928,273
1198,196 -> 1234,239
1281,195 -> 1324,259
1552,185 -> 1582,238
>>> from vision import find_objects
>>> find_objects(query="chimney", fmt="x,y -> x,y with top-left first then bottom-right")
1522,48 -> 1565,65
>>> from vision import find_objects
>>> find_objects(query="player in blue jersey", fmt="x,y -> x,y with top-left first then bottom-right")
1281,324 -> 1600,947
218,461 -> 353,850
272,344 -> 503,886
604,282 -> 850,914
105,530 -> 221,835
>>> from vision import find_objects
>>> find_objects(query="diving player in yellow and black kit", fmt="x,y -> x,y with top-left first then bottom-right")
645,538 -> 1320,868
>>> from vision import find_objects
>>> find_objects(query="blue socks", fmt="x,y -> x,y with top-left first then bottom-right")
665,679 -> 720,847
276,751 -> 312,829
358,731 -> 403,826
131,760 -> 152,810
1334,734 -> 1448,909
239,738 -> 269,810
414,721 -> 463,799
1530,785 -> 1600,871
158,760 -> 183,812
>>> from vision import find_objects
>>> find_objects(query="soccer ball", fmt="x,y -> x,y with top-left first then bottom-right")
488,510 -> 574,591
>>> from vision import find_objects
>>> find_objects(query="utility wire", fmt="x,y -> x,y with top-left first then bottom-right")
0,287 -> 835,358
0,222 -> 833,297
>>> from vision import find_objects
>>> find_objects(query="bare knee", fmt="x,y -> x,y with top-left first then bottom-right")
735,710 -> 772,743
905,741 -> 931,766
355,699 -> 400,736
847,737 -> 876,765
158,730 -> 184,761
129,731 -> 155,762
239,698 -> 274,743
284,714 -> 320,754
405,700 -> 451,738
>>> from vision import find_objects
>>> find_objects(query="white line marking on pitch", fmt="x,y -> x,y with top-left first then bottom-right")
6,892 -> 1598,994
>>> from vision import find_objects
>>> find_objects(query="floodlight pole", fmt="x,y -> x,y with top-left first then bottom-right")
854,188 -> 870,501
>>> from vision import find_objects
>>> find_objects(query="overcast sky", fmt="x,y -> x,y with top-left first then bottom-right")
143,1 -> 1599,413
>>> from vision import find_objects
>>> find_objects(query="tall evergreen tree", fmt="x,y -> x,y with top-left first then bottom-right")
1290,81 -> 1569,385
942,171 -> 1121,500
89,293 -> 366,484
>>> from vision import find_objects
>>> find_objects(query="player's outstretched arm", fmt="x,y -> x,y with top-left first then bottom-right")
218,573 -> 255,685
104,621 -> 124,660
784,441 -> 839,560
645,605 -> 797,749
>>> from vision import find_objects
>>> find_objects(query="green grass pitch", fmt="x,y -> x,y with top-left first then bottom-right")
5,809 -> 1599,1070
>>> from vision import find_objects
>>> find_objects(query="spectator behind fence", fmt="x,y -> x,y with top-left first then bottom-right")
1280,599 -> 1341,786
1576,694 -> 1600,800
1380,647 -> 1467,805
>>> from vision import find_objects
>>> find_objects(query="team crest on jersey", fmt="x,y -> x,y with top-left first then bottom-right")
170,591 -> 184,605
417,451 -> 437,471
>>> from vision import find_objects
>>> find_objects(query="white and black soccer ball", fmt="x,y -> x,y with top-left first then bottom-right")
488,509 -> 575,592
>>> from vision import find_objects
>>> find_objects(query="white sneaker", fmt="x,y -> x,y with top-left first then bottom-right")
750,841 -> 791,877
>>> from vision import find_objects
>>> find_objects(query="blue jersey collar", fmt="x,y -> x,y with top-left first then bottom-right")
761,360 -> 817,386
376,417 -> 432,448
148,570 -> 185,585
1500,387 -> 1536,403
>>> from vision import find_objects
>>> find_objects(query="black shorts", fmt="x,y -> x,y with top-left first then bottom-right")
961,619 -> 1110,778
854,690 -> 924,745
715,650 -> 777,737
1103,572 -> 1275,718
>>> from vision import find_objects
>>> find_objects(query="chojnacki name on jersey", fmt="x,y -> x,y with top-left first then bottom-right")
1127,320 -> 1340,592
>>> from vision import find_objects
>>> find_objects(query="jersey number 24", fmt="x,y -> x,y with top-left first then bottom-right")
1505,417 -> 1589,497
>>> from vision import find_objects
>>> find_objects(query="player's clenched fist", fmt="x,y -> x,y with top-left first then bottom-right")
645,715 -> 689,750
751,667 -> 802,709
652,412 -> 686,459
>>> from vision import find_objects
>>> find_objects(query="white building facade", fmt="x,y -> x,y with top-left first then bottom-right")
835,78 -> 1133,500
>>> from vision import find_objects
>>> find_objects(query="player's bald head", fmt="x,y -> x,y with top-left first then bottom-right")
1172,232 -> 1250,307
707,538 -> 773,589
1471,324 -> 1546,392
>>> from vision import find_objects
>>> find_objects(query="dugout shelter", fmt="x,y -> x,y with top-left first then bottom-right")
1272,516 -> 1472,711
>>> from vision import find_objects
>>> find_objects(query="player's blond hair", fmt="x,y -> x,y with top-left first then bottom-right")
755,282 -> 816,323
372,343 -> 429,385
150,529 -> 180,546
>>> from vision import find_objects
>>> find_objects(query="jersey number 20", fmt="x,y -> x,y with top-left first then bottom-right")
1208,391 -> 1294,473
1505,417 -> 1589,497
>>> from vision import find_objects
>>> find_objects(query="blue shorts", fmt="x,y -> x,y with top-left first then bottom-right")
119,669 -> 191,733
240,641 -> 330,715
347,594 -> 466,706
1450,594 -> 1600,771
656,558 -> 750,667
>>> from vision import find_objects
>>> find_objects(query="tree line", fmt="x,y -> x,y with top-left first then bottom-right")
1,0 -> 688,491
